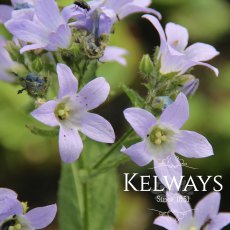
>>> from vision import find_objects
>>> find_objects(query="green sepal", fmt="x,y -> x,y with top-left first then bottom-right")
26,125 -> 59,137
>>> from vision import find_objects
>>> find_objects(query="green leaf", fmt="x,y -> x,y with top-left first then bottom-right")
58,140 -> 118,230
26,125 -> 59,137
122,85 -> 145,107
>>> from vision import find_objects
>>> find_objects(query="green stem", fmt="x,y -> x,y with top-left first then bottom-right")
92,128 -> 133,169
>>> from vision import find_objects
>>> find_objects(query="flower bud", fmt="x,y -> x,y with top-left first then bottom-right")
139,54 -> 154,77
181,75 -> 199,97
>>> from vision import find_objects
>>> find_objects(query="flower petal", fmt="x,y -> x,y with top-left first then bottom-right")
77,77 -> 110,111
20,43 -> 46,54
25,204 -> 57,229
166,191 -> 192,226
59,126 -> 83,163
121,141 -> 153,166
5,19 -> 48,44
99,46 -> 128,66
0,5 -> 13,23
57,63 -> 78,98
124,108 -> 157,138
207,213 -> 230,230
176,130 -> 214,158
165,22 -> 189,52
142,14 -> 166,42
185,42 -> 219,62
154,216 -> 178,230
160,93 -> 189,129
79,112 -> 115,143
35,0 -> 64,30
195,192 -> 220,228
0,188 -> 18,199
31,100 -> 59,127
154,154 -> 182,192
119,1 -> 161,20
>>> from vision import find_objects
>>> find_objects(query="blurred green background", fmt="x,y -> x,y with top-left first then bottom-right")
0,0 -> 229,229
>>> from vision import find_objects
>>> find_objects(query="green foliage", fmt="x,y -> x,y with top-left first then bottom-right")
26,125 -> 59,137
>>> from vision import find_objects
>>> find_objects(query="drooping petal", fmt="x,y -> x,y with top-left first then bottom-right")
35,0 -> 64,31
5,19 -> 48,44
195,192 -> 220,228
31,100 -> 59,127
59,126 -> 83,163
77,77 -> 110,111
79,112 -> 115,143
154,216 -> 178,230
124,108 -> 157,138
166,191 -> 193,226
121,141 -> 153,166
207,213 -> 230,230
142,14 -> 166,43
57,63 -> 78,98
160,93 -> 189,129
176,130 -> 214,158
165,22 -> 189,52
25,204 -> 57,229
185,42 -> 219,62
20,43 -> 46,53
99,46 -> 128,66
119,1 -> 162,20
48,24 -> 71,50
154,154 -> 182,192
0,5 -> 13,23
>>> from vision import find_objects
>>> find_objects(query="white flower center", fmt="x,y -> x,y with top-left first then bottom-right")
55,102 -> 70,121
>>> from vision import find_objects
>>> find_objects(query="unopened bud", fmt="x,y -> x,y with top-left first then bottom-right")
139,54 -> 154,77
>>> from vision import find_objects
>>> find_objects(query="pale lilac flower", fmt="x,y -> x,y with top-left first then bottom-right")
5,0 -> 71,53
31,63 -> 115,163
121,93 -> 213,191
154,191 -> 230,230
0,188 -> 57,230
0,36 -> 16,82
142,14 -> 219,76
99,46 -> 128,65
0,0 -> 35,23
181,75 -> 199,97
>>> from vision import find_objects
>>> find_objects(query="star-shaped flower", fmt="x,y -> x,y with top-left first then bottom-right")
0,188 -> 57,230
121,93 -> 213,191
154,191 -> 230,230
5,0 -> 71,53
142,14 -> 219,76
31,63 -> 115,163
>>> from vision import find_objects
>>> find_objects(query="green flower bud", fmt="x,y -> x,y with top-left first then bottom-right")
139,54 -> 154,77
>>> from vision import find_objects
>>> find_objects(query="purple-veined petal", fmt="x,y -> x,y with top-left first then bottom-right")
57,63 -> 78,98
194,192 -> 220,228
20,43 -> 46,53
166,191 -> 193,226
5,19 -> 48,44
25,204 -> 57,229
185,42 -> 219,62
165,22 -> 189,52
104,0 -> 133,12
11,8 -> 35,21
35,0 -> 64,31
79,112 -> 115,143
121,141 -> 153,166
59,126 -> 83,163
207,213 -> 230,230
61,4 -> 81,22
142,14 -> 166,42
154,154 -> 182,192
31,100 -> 59,127
100,46 -> 128,66
77,77 -> 110,111
160,93 -> 189,129
154,216 -> 178,230
124,107 -> 157,138
48,24 -> 71,50
176,130 -> 214,158
0,5 -> 13,23
119,1 -> 161,20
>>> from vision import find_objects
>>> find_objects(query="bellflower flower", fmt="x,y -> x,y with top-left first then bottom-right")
142,14 -> 219,76
31,64 -> 115,163
0,0 -> 35,23
5,0 -> 71,53
121,93 -> 213,191
154,191 -> 230,230
0,36 -> 16,82
0,188 -> 57,230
